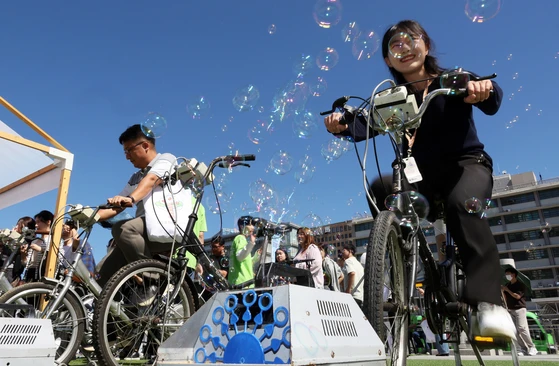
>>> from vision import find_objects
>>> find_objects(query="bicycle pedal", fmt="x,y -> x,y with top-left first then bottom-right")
471,335 -> 510,350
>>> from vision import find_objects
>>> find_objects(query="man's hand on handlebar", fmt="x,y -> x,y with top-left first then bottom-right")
107,195 -> 134,208
324,112 -> 348,134
464,80 -> 493,104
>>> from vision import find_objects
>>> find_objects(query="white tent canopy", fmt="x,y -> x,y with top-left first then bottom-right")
0,96 -> 73,277
0,120 -> 69,210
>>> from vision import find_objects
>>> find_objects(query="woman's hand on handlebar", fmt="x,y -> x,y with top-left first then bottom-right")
324,112 -> 348,134
464,79 -> 493,104
106,195 -> 134,208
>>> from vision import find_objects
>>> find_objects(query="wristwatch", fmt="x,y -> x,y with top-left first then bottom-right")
126,195 -> 136,204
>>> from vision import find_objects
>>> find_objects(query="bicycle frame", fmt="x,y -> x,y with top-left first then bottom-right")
0,245 -> 19,293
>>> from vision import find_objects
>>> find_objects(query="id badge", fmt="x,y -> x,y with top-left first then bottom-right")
403,157 -> 423,183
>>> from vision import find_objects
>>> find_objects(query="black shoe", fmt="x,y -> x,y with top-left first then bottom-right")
436,353 -> 450,356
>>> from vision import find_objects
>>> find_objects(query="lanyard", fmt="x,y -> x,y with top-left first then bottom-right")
405,83 -> 431,157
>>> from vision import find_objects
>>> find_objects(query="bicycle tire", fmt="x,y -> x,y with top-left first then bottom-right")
93,259 -> 195,366
363,211 -> 408,365
0,282 -> 85,364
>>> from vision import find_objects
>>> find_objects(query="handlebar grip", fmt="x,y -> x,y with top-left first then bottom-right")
233,154 -> 256,162
453,88 -> 494,98
98,203 -> 121,210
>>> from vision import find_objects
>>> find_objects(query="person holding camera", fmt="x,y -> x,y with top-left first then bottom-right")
228,217 -> 257,288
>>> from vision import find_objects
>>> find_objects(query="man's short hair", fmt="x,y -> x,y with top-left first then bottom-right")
343,243 -> 356,255
119,124 -> 155,145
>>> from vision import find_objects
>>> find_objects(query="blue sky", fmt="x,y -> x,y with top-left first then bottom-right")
1,0 -> 557,261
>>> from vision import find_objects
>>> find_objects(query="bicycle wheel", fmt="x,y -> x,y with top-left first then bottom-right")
0,282 -> 85,364
93,259 -> 195,366
363,211 -> 409,365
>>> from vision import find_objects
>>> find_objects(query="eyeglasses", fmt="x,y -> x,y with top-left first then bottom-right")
123,141 -> 146,155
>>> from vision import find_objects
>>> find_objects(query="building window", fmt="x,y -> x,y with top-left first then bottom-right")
494,234 -> 506,244
542,207 -> 559,219
488,217 -> 502,226
548,227 -> 559,238
503,210 -> 540,224
355,238 -> 368,247
511,249 -> 549,261
354,222 -> 373,232
524,268 -> 554,281
507,230 -> 544,243
552,247 -> 559,257
499,252 -> 510,259
532,289 -> 559,299
539,188 -> 559,200
501,193 -> 535,206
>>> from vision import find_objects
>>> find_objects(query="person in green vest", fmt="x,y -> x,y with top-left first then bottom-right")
228,216 -> 257,288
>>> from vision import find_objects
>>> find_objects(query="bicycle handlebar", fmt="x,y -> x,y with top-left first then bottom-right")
321,71 -> 497,133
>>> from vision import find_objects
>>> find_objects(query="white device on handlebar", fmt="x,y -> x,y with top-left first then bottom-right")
175,158 -> 214,188
372,86 -> 419,136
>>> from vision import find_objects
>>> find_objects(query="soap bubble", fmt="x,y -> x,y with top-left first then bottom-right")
247,120 -> 271,145
385,191 -> 430,226
269,150 -> 294,175
141,112 -> 167,138
440,68 -> 471,93
249,178 -> 276,209
342,21 -> 360,43
293,54 -> 314,78
316,47 -> 339,71
186,96 -> 211,119
313,0 -> 342,29
300,212 -> 324,235
388,32 -> 420,59
352,30 -> 380,60
268,24 -> 276,34
293,110 -> 319,139
465,0 -> 502,23
232,84 -> 260,112
321,138 -> 344,162
464,197 -> 483,214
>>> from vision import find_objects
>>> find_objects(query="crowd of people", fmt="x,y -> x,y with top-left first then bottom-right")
0,211 -> 96,287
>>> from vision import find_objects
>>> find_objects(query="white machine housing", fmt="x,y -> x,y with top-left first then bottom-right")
372,86 -> 420,132
158,284 -> 386,366
0,317 -> 57,366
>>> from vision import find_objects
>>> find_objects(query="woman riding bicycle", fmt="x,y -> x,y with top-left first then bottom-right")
324,19 -> 516,340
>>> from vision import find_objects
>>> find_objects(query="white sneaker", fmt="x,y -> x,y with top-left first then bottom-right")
527,347 -> 538,356
517,351 -> 524,356
477,302 -> 517,340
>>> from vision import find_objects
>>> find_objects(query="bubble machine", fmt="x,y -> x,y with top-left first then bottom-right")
158,284 -> 386,365
0,314 -> 57,366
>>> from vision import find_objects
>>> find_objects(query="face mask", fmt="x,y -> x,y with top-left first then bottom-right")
505,274 -> 512,281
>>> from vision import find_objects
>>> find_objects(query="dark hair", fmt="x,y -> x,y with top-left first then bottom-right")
505,267 -> 518,276
212,236 -> 225,246
275,248 -> 291,262
65,219 -> 77,230
18,216 -> 36,230
34,210 -> 54,224
381,20 -> 445,87
119,124 -> 155,146
343,243 -> 356,255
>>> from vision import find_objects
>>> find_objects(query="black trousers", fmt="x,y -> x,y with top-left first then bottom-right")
369,155 -> 501,306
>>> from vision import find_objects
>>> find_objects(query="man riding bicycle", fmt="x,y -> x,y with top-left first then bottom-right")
96,124 -> 181,286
